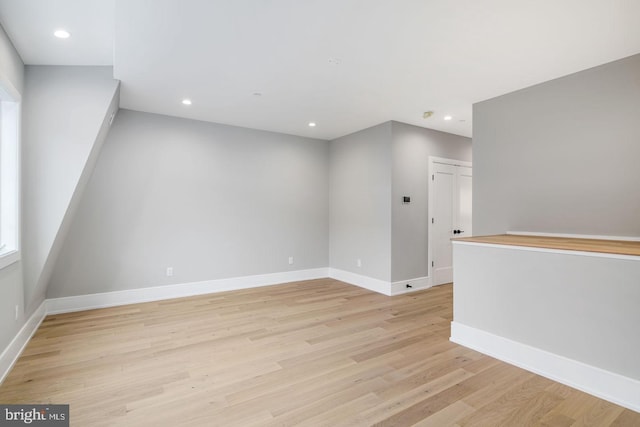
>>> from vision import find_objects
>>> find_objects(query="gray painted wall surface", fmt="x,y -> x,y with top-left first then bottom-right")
329,123 -> 392,282
454,243 -> 640,380
0,24 -> 23,94
390,122 -> 471,282
473,54 -> 640,236
0,263 -> 23,356
36,86 -> 120,303
22,66 -> 119,308
0,24 -> 27,355
47,110 -> 329,298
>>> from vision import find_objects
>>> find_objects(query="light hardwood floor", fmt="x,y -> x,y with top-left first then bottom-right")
0,279 -> 638,426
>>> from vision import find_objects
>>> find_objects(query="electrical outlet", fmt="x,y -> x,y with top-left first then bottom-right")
166,267 -> 173,277
357,258 -> 362,268
288,256 -> 294,265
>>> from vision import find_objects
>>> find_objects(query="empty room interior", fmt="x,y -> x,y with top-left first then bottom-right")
0,1 -> 639,425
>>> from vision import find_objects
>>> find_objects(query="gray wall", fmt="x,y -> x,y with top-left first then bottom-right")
47,110 -> 329,298
0,23 -> 26,354
454,243 -> 640,381
22,66 -> 119,308
391,122 -> 471,282
329,123 -> 392,282
0,24 -> 23,95
473,54 -> 640,236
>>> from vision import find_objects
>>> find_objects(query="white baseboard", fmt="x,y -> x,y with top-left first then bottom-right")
0,300 -> 47,385
507,230 -> 640,242
450,321 -> 640,413
328,268 -> 391,296
47,268 -> 329,315
390,276 -> 432,295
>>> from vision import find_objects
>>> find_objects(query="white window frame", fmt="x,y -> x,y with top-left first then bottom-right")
0,74 -> 21,270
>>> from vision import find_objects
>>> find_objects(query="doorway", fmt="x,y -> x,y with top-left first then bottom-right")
428,157 -> 472,286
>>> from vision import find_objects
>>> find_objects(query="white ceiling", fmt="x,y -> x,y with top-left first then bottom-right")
1,0 -> 640,140
0,0 -> 114,66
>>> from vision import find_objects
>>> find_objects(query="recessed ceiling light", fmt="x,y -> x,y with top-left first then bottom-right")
423,111 -> 434,119
54,29 -> 70,39
308,122 -> 316,127
182,99 -> 192,105
444,115 -> 453,121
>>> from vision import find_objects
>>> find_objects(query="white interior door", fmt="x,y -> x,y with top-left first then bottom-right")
431,161 -> 472,286
457,166 -> 473,239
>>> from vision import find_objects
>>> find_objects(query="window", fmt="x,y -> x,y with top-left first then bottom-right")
0,78 -> 20,269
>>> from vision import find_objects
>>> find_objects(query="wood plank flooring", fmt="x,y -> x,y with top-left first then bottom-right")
0,279 -> 638,426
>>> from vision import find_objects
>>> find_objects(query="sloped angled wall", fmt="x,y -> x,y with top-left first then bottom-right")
46,110 -> 329,298
21,66 -> 120,310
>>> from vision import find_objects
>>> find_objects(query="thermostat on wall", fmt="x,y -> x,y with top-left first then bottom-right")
403,196 -> 410,204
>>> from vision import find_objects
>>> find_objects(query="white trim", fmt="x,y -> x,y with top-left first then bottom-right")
47,268 -> 329,314
390,276 -> 432,295
450,322 -> 640,413
328,268 -> 391,296
428,156 -> 472,285
452,240 -> 640,261
0,301 -> 46,385
0,250 -> 19,270
46,269 -> 424,315
430,156 -> 472,168
0,70 -> 21,102
507,230 -> 640,242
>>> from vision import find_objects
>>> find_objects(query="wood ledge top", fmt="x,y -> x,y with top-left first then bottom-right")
453,234 -> 640,257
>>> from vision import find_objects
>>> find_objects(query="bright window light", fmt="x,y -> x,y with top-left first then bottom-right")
0,79 -> 21,269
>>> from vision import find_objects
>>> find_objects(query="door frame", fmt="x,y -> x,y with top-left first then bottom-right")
428,156 -> 472,285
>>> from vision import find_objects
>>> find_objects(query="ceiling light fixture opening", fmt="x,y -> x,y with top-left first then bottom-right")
182,99 -> 192,105
54,29 -> 70,39
444,115 -> 453,121
423,111 -> 434,119
308,122 -> 316,127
